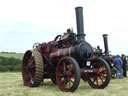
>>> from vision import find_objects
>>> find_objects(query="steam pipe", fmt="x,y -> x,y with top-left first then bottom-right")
75,7 -> 85,41
103,34 -> 109,55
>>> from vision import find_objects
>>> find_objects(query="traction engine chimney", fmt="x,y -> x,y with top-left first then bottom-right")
103,34 -> 109,55
75,7 -> 85,41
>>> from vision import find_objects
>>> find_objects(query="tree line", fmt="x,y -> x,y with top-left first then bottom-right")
0,56 -> 22,72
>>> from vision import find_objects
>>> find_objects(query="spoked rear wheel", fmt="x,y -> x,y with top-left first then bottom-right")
56,56 -> 80,92
22,50 -> 44,87
87,58 -> 111,88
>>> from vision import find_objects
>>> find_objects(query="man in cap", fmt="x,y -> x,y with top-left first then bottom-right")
121,54 -> 127,77
114,55 -> 123,79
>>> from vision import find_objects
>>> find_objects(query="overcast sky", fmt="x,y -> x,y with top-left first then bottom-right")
0,0 -> 128,55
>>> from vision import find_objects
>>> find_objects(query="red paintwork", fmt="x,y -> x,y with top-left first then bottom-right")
39,37 -> 72,65
50,47 -> 71,58
40,41 -> 57,57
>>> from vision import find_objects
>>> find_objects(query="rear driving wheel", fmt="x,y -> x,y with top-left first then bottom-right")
87,58 -> 111,88
56,56 -> 80,92
22,50 -> 44,87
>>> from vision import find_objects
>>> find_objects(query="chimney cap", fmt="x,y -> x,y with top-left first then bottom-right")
103,34 -> 108,37
75,6 -> 83,9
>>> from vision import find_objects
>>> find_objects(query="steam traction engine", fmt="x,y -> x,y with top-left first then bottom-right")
22,7 -> 111,92
94,34 -> 115,78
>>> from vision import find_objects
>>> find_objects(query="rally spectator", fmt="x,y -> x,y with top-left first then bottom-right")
121,54 -> 127,77
114,55 -> 123,79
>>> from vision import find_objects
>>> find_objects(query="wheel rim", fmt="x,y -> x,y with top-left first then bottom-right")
87,58 -> 111,88
22,50 -> 44,87
56,57 -> 80,92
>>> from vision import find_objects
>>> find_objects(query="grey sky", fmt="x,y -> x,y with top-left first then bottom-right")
0,0 -> 128,55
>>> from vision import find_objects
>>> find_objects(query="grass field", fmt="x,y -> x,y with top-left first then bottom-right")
0,53 -> 128,96
0,72 -> 128,96
0,53 -> 24,60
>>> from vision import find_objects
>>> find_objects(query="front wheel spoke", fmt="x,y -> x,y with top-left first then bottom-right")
89,76 -> 96,83
63,79 -> 67,86
69,78 -> 74,84
64,78 -> 71,87
63,62 -> 66,72
99,76 -> 104,83
100,70 -> 107,74
69,80 -> 71,88
100,74 -> 107,78
68,64 -> 72,71
67,78 -> 73,88
96,78 -> 98,85
69,73 -> 75,79
92,78 -> 96,83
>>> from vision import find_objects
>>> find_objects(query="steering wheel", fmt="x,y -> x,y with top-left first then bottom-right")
54,35 -> 62,41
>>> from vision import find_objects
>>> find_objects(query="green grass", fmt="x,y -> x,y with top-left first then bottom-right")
0,72 -> 128,96
0,53 -> 23,60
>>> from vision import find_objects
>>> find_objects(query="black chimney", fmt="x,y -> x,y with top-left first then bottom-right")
103,34 -> 109,55
75,7 -> 85,41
